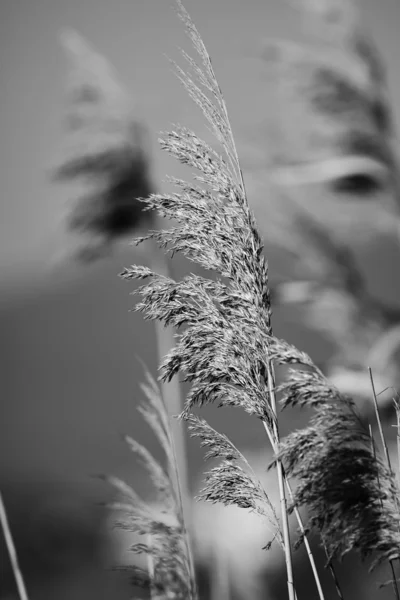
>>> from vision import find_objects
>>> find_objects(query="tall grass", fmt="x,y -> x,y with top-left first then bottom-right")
45,0 -> 400,597
0,492 -> 29,600
104,362 -> 197,600
118,1 -> 400,598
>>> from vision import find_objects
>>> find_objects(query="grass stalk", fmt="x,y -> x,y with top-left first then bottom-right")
323,548 -> 345,600
146,533 -> 156,600
368,370 -> 400,600
369,424 -> 400,600
394,398 -> 400,484
286,481 -> 330,600
264,360 -> 295,600
263,403 -> 328,600
0,491 -> 29,600
369,368 -> 396,473
160,364 -> 197,597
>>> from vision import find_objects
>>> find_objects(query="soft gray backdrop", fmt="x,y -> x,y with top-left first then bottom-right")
1,1 -> 400,597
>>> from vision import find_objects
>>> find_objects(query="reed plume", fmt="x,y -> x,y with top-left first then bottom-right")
105,363 -> 197,600
121,1 -> 400,596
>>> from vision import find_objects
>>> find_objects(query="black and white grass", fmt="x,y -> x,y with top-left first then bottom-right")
119,1 -> 400,599
104,363 -> 197,600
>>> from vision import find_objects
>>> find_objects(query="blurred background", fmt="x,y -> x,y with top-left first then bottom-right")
1,0 -> 400,598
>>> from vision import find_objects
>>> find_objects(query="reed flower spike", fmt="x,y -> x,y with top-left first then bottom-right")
105,363 -> 197,600
120,0 -> 400,596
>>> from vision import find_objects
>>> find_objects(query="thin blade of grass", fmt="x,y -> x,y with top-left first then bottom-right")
0,492 -> 29,600
369,371 -> 400,600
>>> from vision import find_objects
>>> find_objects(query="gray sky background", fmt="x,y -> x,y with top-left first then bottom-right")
1,0 -> 400,492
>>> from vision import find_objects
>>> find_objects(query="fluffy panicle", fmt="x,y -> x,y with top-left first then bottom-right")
53,30 -> 154,262
120,0 -> 400,595
105,363 -> 197,600
275,364 -> 400,571
120,2 -> 320,430
122,261 -> 314,422
186,414 -> 283,549
121,3 -> 301,594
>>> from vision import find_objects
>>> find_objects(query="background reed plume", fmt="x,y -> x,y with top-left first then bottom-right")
254,0 -> 400,411
52,29 -> 155,262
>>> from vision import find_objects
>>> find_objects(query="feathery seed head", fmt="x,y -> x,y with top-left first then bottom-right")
106,364 -> 197,599
121,0 -> 400,587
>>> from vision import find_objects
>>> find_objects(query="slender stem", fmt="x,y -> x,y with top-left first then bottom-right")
369,423 -> 400,600
369,368 -> 396,473
264,416 -> 328,600
394,398 -> 400,485
285,482 -> 327,600
163,378 -> 197,600
369,368 -> 400,516
368,377 -> 400,600
0,491 -> 29,600
146,533 -> 156,600
265,360 -> 295,600
322,545 -> 345,600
